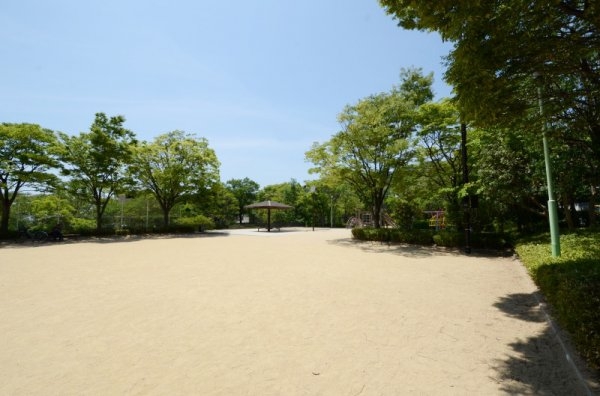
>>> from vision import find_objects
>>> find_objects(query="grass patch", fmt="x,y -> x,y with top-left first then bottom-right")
515,230 -> 600,372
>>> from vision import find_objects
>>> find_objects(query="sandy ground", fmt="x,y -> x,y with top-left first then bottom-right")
1,228 -> 598,395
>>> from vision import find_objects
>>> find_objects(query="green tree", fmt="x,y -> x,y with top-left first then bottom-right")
416,100 -> 462,198
132,130 -> 220,226
195,182 -> 238,228
225,177 -> 260,224
306,69 -> 431,228
28,194 -> 76,231
0,123 -> 59,235
379,1 -> 600,161
472,126 -> 548,231
58,113 -> 137,232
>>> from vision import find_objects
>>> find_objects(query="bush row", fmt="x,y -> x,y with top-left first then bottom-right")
5,215 -> 216,239
516,232 -> 600,372
351,228 -> 434,245
351,228 -> 511,250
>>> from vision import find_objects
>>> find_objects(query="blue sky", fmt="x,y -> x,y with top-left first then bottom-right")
1,0 -> 452,187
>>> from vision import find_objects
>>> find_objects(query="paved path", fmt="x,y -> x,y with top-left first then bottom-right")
0,228 -> 597,395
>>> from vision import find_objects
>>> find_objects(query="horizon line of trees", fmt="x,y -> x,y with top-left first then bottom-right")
1,114 -> 364,237
1,114 -> 222,236
306,66 -> 599,233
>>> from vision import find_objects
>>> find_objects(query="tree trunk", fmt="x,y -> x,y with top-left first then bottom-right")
562,194 -> 575,231
96,203 -> 103,232
163,209 -> 170,227
373,202 -> 382,228
1,200 -> 11,236
589,184 -> 597,228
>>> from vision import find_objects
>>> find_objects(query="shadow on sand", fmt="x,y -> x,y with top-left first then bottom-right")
327,238 -> 447,258
1,231 -> 230,248
492,292 -> 598,395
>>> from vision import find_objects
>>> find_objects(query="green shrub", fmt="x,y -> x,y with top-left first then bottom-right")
351,227 -> 434,245
433,231 -> 512,250
433,231 -> 462,247
351,227 -> 366,240
471,232 -> 512,250
69,218 -> 97,235
413,220 -> 431,230
172,215 -> 215,232
516,231 -> 600,371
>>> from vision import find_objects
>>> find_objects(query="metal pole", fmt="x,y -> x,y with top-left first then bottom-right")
146,198 -> 149,232
537,85 -> 561,257
330,195 -> 333,228
310,186 -> 316,231
461,123 -> 471,254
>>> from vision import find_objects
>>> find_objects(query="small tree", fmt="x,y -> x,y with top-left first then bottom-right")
132,131 -> 220,226
58,113 -> 137,232
0,123 -> 59,236
225,177 -> 260,224
306,69 -> 431,228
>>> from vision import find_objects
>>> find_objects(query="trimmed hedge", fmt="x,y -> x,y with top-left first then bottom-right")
351,228 -> 434,245
351,228 -> 512,250
433,230 -> 512,250
516,231 -> 600,372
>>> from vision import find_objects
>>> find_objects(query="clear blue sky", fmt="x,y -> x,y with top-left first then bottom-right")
1,0 -> 452,187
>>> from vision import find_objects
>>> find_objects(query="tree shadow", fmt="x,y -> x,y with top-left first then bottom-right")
493,293 -> 546,323
492,292 -> 599,395
327,237 -> 456,258
1,231 -> 231,248
328,236 -> 516,259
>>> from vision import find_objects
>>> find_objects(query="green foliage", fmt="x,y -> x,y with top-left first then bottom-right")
307,68 -> 432,228
379,0 -> 600,186
132,130 -> 220,226
432,231 -> 462,248
516,231 -> 600,371
226,177 -> 260,224
432,231 -> 512,250
415,100 -> 461,193
351,227 -> 434,245
386,197 -> 419,230
28,195 -> 75,231
172,214 -> 215,231
68,218 -> 98,235
196,182 -> 238,228
0,123 -> 60,235
58,113 -> 137,231
255,180 -> 307,226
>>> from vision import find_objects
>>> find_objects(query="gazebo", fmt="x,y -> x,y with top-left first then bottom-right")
244,200 -> 293,232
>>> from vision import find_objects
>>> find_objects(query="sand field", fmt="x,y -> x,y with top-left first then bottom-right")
0,228 -> 597,395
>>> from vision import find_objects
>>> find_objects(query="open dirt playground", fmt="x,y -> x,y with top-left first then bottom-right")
1,228 -> 597,395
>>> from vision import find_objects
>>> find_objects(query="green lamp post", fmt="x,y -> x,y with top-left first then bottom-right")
535,75 -> 561,257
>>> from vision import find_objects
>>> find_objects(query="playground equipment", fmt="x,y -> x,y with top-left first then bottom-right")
345,211 -> 396,228
425,210 -> 446,230
346,216 -> 363,228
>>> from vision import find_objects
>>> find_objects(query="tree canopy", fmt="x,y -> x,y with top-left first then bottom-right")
225,177 -> 260,224
306,69 -> 432,228
379,1 -> 600,162
58,113 -> 137,231
132,130 -> 220,226
0,123 -> 59,235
